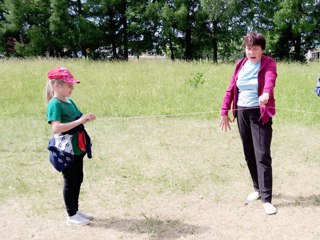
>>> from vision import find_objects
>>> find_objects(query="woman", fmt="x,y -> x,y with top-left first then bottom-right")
220,32 -> 277,215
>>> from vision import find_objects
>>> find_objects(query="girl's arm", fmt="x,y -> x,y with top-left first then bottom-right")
51,113 -> 96,133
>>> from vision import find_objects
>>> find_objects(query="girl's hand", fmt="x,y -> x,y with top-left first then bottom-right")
80,113 -> 96,124
87,113 -> 96,121
259,92 -> 269,107
220,115 -> 232,131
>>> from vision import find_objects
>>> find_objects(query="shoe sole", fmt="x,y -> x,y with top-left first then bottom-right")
67,219 -> 91,226
265,211 -> 277,215
67,222 -> 91,226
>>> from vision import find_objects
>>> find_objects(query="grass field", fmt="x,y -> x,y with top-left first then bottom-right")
0,59 -> 320,239
0,58 -> 319,123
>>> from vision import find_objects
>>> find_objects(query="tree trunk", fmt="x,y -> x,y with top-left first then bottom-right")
169,32 -> 175,61
294,34 -> 303,61
108,8 -> 117,58
121,0 -> 128,61
77,0 -> 82,15
185,27 -> 192,60
76,0 -> 84,57
212,21 -> 218,63
184,2 -> 193,61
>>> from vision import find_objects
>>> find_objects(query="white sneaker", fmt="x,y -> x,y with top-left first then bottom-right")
67,213 -> 90,225
246,191 -> 261,202
77,211 -> 94,220
263,202 -> 277,215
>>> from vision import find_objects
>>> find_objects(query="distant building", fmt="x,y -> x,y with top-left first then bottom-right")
306,49 -> 320,61
129,52 -> 166,60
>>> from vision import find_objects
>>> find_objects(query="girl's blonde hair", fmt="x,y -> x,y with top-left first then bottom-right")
45,79 -> 66,103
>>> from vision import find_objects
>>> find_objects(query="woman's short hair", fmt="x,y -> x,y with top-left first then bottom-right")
243,32 -> 266,50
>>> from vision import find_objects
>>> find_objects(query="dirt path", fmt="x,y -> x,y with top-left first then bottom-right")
1,192 -> 320,240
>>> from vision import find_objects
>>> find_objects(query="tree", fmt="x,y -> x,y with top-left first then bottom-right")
201,0 -> 244,62
87,0 -> 129,60
161,1 -> 179,60
0,0 -> 319,61
159,0 -> 203,61
120,0 -> 128,60
0,0 -> 8,54
242,0 -> 279,32
273,0 -> 320,61
126,0 -> 163,58
3,0 -> 52,56
49,0 -> 79,56
74,0 -> 104,58
174,0 -> 201,60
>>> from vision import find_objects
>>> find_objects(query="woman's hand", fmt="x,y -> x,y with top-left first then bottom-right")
220,115 -> 232,131
259,93 -> 269,107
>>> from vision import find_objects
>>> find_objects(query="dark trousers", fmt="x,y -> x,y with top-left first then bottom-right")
237,107 -> 273,203
62,154 -> 84,216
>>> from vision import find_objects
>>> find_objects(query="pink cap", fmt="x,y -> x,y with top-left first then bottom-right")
47,67 -> 80,84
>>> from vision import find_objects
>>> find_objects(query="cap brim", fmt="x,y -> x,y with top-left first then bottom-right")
64,78 -> 80,84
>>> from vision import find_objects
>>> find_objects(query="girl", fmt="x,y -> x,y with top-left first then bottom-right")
46,66 -> 96,225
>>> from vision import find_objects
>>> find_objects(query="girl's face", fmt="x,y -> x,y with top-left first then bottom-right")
245,45 -> 263,63
54,82 -> 74,100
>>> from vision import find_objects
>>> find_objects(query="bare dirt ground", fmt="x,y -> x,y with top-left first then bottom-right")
1,118 -> 320,240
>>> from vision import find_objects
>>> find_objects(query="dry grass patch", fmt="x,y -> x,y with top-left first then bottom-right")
0,118 -> 320,239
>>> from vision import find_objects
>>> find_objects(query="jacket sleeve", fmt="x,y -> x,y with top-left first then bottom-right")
220,77 -> 235,116
220,60 -> 242,116
314,76 -> 320,96
262,58 -> 277,98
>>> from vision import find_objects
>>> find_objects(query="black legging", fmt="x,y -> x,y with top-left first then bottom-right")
62,154 -> 84,216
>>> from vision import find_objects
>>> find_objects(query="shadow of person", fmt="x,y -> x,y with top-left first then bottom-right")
273,193 -> 320,207
88,215 -> 210,240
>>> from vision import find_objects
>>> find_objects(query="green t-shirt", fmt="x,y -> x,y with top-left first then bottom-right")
47,97 -> 84,155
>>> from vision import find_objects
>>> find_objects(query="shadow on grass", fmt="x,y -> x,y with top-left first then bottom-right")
274,193 -> 320,207
89,215 -> 210,240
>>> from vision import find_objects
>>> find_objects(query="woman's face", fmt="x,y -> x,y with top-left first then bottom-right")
245,45 -> 263,63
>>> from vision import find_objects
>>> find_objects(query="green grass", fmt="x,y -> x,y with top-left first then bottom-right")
0,58 -> 319,124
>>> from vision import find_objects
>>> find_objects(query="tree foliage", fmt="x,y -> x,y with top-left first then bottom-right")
273,0 -> 320,61
0,0 -> 319,62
